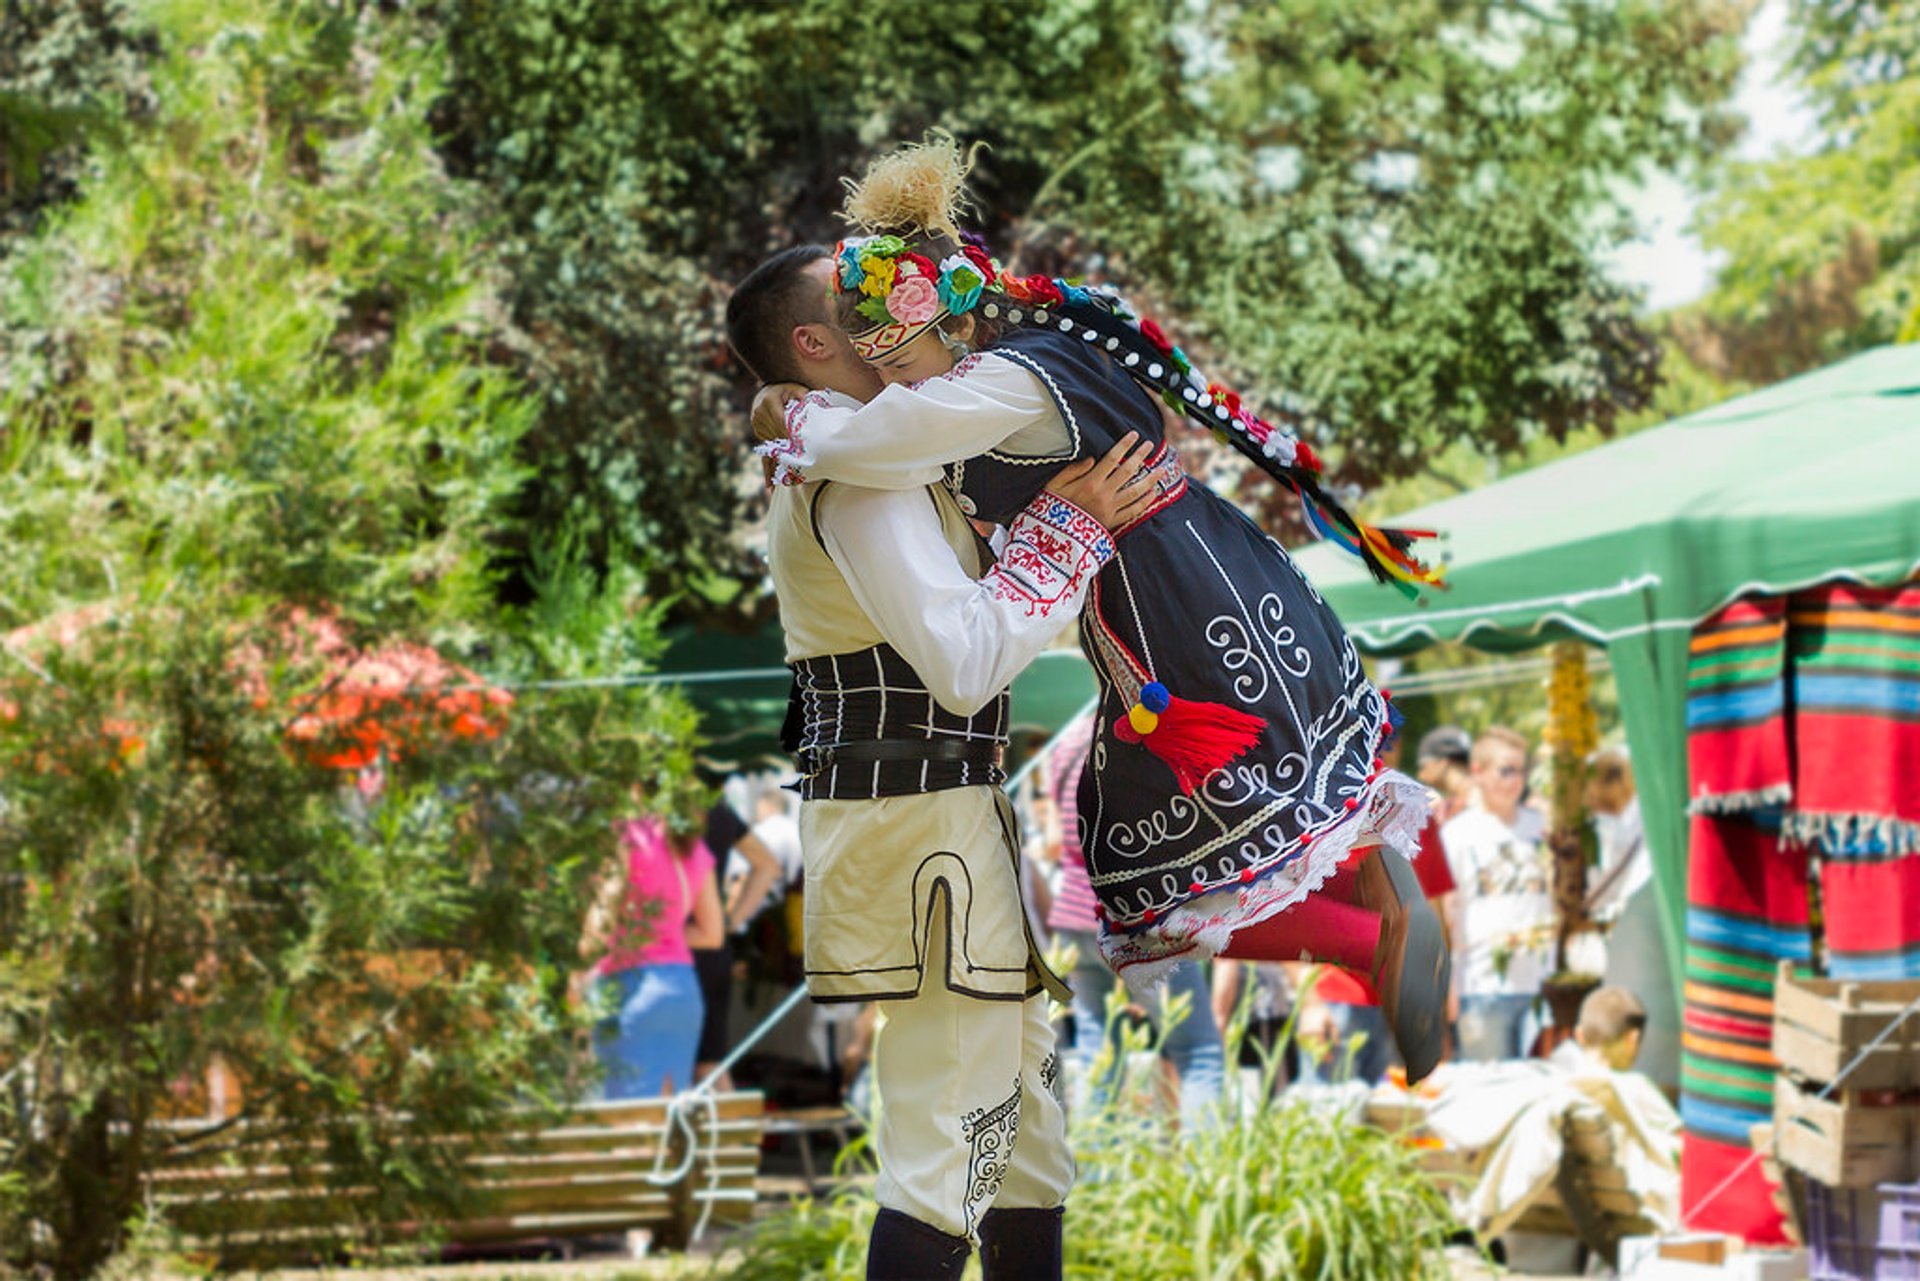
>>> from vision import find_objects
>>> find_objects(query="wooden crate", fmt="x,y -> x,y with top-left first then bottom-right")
1773,1074 -> 1920,1188
1772,962 -> 1920,1091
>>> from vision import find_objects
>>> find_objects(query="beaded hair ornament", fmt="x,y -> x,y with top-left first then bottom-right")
830,135 -> 1443,599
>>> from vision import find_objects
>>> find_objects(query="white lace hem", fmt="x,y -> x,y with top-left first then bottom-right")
1098,769 -> 1431,992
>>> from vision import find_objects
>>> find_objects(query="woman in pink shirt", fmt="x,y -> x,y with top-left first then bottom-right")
583,812 -> 725,1098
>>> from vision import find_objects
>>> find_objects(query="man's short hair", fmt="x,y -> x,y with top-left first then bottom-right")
1470,725 -> 1531,768
1576,985 -> 1647,1048
1416,725 -> 1472,767
725,245 -> 831,385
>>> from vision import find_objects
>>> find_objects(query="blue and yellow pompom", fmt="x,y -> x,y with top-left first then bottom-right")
1114,679 -> 1264,795
1126,681 -> 1172,735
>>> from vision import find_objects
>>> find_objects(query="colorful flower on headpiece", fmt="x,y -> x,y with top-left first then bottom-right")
962,244 -> 996,281
858,253 -> 897,298
1060,281 -> 1092,307
937,254 -> 985,314
837,240 -> 867,292
1139,319 -> 1174,356
888,274 -> 941,325
896,251 -> 938,283
864,234 -> 906,259
1021,274 -> 1064,307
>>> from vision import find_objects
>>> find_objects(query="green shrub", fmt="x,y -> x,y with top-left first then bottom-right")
1064,1094 -> 1453,1279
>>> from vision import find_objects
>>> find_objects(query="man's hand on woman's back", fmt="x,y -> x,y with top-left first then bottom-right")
1045,432 -> 1155,531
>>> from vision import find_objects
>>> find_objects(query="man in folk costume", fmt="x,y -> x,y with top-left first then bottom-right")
755,136 -> 1453,1083
727,246 -> 1154,1280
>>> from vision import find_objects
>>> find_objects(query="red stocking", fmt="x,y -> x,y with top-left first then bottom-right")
1219,894 -> 1380,973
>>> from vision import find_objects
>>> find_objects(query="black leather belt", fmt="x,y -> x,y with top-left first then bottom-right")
813,738 -> 1002,770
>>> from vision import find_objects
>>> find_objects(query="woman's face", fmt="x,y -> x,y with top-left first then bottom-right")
866,320 -> 967,387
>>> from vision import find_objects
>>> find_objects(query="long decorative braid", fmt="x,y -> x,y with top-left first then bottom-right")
977,276 -> 1443,599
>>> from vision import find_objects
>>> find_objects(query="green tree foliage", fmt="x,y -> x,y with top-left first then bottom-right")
1682,0 -> 1919,380
1033,0 -> 1748,485
0,5 -> 697,1272
0,0 -> 157,244
437,0 -> 1749,607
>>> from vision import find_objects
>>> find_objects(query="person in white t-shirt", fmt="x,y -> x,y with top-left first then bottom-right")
1442,726 -> 1551,1061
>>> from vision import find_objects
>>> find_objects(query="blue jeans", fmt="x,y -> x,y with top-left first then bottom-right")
1456,992 -> 1541,1063
1309,1002 -> 1394,1085
1062,932 -> 1224,1129
593,963 -> 703,1099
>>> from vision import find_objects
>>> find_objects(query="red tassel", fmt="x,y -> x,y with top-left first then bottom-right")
1113,692 -> 1266,795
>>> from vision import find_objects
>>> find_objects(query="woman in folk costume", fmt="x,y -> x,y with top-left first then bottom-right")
757,136 -> 1454,1079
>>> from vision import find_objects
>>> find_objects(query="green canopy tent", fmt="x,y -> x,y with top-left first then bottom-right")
1291,343 -> 1920,1001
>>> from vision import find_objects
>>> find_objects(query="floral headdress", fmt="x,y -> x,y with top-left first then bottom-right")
833,233 -> 998,360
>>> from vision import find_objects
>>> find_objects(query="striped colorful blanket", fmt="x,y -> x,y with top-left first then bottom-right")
1685,597 -> 1792,811
1680,579 -> 1920,1240
1784,582 -> 1920,852
1678,814 -> 1807,1244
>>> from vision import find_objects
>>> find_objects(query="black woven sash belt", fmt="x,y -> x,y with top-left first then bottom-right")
815,738 -> 1001,770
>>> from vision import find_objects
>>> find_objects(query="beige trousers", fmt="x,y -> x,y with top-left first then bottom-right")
869,893 -> 1075,1243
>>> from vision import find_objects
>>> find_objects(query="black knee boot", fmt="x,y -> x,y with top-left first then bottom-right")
866,1207 -> 971,1280
978,1205 -> 1065,1281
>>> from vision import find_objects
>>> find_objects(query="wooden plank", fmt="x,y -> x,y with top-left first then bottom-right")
1589,1188 -> 1649,1218
1411,1145 -> 1474,1179
1565,1130 -> 1614,1161
484,1184 -> 689,1216
1773,1017 -> 1913,1091
1508,1203 -> 1578,1236
764,1106 -> 860,1135
1363,1099 -> 1429,1132
1582,1165 -> 1629,1192
184,1204 -> 680,1255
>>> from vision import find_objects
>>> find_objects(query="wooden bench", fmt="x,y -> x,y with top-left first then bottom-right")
761,1104 -> 864,1194
146,1091 -> 766,1264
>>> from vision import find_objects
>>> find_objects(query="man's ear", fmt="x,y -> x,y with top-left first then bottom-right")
791,322 -> 836,364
